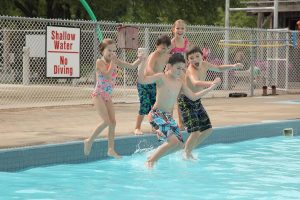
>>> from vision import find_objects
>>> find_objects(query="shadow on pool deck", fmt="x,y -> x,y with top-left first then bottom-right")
0,94 -> 299,149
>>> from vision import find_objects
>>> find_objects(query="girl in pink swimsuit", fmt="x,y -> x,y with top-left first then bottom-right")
91,63 -> 117,101
84,38 -> 145,158
170,19 -> 189,55
170,19 -> 189,131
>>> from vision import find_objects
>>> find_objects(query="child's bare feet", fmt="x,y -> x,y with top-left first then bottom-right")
107,149 -> 122,159
183,151 -> 196,160
84,139 -> 92,156
134,128 -> 143,135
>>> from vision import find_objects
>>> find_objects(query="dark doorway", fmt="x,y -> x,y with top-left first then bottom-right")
287,18 -> 299,30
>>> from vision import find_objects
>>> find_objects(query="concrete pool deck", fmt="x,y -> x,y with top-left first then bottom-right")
0,94 -> 299,149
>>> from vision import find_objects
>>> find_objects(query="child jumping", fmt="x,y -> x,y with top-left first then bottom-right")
134,35 -> 171,135
178,46 -> 243,159
84,38 -> 145,158
138,53 -> 220,168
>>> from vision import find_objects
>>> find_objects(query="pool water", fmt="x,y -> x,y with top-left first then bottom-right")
1,136 -> 300,200
274,100 -> 300,105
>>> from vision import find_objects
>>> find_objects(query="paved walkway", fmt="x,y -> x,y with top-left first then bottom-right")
0,94 -> 299,148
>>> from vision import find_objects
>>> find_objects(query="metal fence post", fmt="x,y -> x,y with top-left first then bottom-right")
93,22 -> 98,87
122,49 -> 126,99
250,42 -> 255,96
285,31 -> 290,90
3,28 -> 10,73
223,0 -> 230,90
145,28 -> 150,54
22,47 -> 30,85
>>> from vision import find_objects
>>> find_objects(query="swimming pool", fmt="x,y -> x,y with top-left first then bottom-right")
274,100 -> 300,105
1,136 -> 299,199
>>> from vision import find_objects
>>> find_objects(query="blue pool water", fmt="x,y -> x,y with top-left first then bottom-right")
1,136 -> 300,200
274,100 -> 300,105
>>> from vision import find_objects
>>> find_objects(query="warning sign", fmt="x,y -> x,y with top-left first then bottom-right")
46,26 -> 80,78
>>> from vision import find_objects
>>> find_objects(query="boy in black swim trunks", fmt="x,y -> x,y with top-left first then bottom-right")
138,53 -> 220,168
178,46 -> 243,160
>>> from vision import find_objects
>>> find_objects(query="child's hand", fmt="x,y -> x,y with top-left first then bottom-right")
209,77 -> 221,90
212,77 -> 221,86
137,48 -> 147,60
137,52 -> 146,60
110,53 -> 118,63
210,83 -> 219,90
234,63 -> 244,70
138,59 -> 146,72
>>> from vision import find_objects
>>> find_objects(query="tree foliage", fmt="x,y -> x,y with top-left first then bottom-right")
0,0 -> 257,27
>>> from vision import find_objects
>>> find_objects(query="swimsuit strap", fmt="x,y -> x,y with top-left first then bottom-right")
172,38 -> 189,53
183,38 -> 189,48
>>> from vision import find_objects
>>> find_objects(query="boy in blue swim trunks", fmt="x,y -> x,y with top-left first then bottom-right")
134,35 -> 171,135
178,46 -> 243,160
138,53 -> 221,168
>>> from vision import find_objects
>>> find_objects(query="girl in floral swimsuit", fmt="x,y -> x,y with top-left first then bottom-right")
84,38 -> 145,158
91,63 -> 117,101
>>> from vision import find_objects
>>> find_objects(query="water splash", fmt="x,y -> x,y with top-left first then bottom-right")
134,139 -> 154,154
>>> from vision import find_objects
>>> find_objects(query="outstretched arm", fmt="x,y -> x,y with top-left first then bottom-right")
138,58 -> 164,84
188,71 -> 214,87
181,79 -> 221,101
114,51 -> 146,69
205,62 -> 244,72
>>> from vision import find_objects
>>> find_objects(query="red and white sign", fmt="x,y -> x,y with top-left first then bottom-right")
46,26 -> 80,78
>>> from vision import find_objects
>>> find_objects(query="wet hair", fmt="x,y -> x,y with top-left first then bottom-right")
168,53 -> 185,65
156,34 -> 171,47
186,46 -> 203,58
99,38 -> 115,54
171,19 -> 186,35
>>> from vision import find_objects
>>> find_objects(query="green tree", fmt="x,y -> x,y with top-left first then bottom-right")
1,0 -> 84,19
0,0 -> 257,28
0,0 -> 22,16
214,0 -> 257,27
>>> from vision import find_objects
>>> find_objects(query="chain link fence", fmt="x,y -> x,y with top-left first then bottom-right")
0,16 -> 299,109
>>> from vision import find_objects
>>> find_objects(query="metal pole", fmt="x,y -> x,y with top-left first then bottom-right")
93,23 -> 98,87
229,7 -> 274,11
225,0 -> 230,29
145,28 -> 150,54
250,42 -> 255,97
22,47 -> 30,85
3,28 -> 10,74
285,32 -> 289,90
224,0 -> 230,89
122,49 -> 126,100
274,0 -> 279,89
274,0 -> 279,29
275,31 -> 279,86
